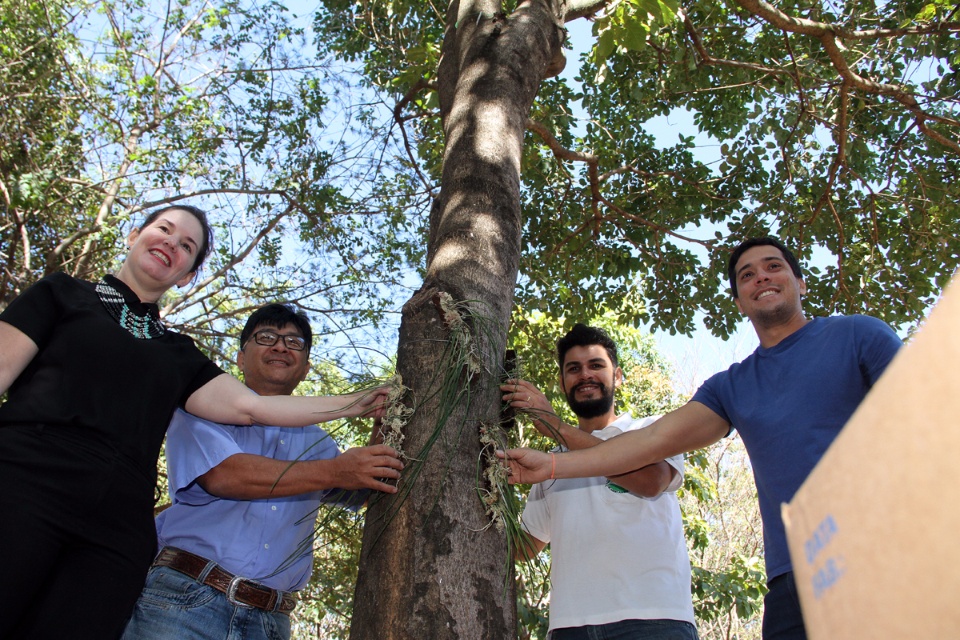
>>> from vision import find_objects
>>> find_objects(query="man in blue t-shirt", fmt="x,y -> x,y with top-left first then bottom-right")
502,236 -> 903,640
122,303 -> 402,640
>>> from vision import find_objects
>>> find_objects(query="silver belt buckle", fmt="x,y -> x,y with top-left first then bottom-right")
226,576 -> 255,608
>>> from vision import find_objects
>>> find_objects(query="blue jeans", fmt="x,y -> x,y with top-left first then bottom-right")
551,619 -> 699,640
762,572 -> 807,640
121,566 -> 292,640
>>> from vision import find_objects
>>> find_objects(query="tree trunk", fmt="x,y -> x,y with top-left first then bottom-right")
350,1 -> 565,638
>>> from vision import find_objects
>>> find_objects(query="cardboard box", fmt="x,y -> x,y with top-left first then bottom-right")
782,277 -> 960,639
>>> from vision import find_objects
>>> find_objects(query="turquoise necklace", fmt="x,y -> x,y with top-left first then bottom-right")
95,278 -> 165,339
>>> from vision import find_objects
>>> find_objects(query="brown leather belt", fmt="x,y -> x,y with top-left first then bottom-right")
153,546 -> 297,615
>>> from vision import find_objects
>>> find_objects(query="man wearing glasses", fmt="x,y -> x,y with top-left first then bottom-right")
122,303 -> 399,640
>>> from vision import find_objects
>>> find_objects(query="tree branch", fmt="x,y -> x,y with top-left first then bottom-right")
732,0 -> 960,150
393,79 -> 439,199
162,205 -> 293,318
683,12 -> 790,78
563,0 -> 615,22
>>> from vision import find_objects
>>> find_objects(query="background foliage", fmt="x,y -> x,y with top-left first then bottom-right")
0,0 -> 421,364
317,0 -> 959,339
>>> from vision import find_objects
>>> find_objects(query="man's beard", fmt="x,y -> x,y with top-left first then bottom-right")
567,383 -> 615,419
753,299 -> 797,329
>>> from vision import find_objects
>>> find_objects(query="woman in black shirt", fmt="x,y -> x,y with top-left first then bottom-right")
0,205 -> 399,639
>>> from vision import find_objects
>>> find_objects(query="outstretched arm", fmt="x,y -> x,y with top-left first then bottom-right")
197,446 -> 404,499
500,401 -> 729,484
184,374 -> 388,428
501,378 -> 677,497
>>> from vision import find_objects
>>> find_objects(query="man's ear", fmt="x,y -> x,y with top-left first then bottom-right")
799,278 -> 807,296
614,366 -> 624,389
734,297 -> 744,314
236,348 -> 246,375
297,360 -> 310,385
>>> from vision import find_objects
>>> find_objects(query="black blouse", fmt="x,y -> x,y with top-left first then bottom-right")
0,273 -> 223,482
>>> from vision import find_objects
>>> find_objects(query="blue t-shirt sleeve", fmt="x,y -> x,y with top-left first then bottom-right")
854,315 -> 902,386
691,371 -> 731,425
165,408 -> 244,506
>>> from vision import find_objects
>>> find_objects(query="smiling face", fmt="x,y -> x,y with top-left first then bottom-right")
559,344 -> 623,420
733,244 -> 807,329
237,322 -> 310,396
119,208 -> 203,301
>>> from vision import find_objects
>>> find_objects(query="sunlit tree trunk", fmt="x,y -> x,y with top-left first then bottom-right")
350,1 -> 566,638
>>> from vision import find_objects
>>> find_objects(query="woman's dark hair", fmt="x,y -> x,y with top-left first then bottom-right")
139,204 -> 214,273
556,323 -> 619,369
727,236 -> 803,298
240,303 -> 313,355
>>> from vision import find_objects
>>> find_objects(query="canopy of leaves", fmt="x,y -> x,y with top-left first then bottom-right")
315,0 -> 960,340
0,0 -> 103,300
0,0 -> 424,363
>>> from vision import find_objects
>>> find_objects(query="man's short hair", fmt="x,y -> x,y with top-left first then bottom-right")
728,236 -> 803,298
556,323 -> 619,369
240,303 -> 313,354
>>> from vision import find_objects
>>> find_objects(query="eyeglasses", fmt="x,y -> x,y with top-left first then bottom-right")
249,330 -> 308,351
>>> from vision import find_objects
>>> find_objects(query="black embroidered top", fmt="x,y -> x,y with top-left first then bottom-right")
0,272 -> 224,484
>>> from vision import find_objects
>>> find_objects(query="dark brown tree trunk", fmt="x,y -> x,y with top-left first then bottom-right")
350,1 -> 565,638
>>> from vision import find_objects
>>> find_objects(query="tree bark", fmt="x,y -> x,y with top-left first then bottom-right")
350,1 -> 565,638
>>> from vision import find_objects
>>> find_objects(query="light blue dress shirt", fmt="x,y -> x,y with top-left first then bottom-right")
155,408 -> 364,591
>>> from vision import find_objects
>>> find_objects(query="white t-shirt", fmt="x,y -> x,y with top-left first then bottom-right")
521,414 -> 696,631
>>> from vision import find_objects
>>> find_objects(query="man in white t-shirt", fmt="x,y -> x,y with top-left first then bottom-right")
503,324 -> 698,639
